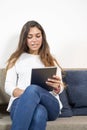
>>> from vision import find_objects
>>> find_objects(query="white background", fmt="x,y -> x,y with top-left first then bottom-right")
0,0 -> 87,68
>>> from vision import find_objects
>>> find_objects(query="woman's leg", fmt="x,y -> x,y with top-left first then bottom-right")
11,85 -> 40,130
10,85 -> 60,130
29,104 -> 48,130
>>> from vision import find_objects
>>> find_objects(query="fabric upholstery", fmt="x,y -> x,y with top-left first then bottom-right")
59,89 -> 73,117
72,108 -> 87,116
64,70 -> 87,115
0,115 -> 87,130
0,69 -> 10,104
47,116 -> 87,130
65,70 -> 87,107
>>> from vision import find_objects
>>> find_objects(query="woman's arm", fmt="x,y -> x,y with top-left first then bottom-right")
5,66 -> 24,97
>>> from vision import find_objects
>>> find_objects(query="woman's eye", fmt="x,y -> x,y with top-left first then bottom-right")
36,35 -> 41,38
27,36 -> 32,39
27,35 -> 41,39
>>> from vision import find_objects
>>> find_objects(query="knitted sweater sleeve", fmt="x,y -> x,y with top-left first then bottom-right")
5,66 -> 17,96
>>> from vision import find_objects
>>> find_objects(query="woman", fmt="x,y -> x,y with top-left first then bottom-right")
5,20 -> 64,130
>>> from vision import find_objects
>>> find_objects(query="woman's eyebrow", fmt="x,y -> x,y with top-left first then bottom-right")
28,32 -> 41,35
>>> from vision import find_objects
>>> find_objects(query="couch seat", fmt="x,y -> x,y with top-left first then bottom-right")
0,115 -> 87,130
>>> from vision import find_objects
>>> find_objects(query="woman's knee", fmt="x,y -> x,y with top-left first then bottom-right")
25,84 -> 40,93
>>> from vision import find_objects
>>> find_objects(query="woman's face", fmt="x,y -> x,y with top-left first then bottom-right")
27,27 -> 42,54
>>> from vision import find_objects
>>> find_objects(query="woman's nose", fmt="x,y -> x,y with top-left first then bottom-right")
32,37 -> 37,41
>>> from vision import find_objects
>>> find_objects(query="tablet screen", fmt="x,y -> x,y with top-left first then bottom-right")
31,67 -> 57,91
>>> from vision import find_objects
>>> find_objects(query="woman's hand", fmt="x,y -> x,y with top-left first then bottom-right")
13,88 -> 24,97
46,75 -> 62,94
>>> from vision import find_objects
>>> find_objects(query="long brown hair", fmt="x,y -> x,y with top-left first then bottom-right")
6,20 -> 61,70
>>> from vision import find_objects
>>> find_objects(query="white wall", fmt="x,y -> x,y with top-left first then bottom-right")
0,0 -> 87,68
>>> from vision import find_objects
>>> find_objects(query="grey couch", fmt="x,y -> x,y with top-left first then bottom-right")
0,68 -> 87,130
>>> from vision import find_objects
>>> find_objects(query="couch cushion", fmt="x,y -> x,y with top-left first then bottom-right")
59,89 -> 73,117
65,70 -> 87,107
72,107 -> 87,116
0,115 -> 87,130
64,70 -> 87,115
0,69 -> 10,104
47,116 -> 87,130
0,115 -> 11,130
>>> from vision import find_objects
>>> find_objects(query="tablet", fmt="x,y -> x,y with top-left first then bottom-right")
31,67 -> 57,91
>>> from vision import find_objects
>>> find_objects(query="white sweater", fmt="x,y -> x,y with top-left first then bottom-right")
5,53 -> 63,111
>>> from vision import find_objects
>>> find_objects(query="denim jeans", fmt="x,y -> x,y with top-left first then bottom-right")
10,85 -> 60,130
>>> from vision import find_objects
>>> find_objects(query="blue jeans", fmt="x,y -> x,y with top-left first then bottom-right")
10,85 -> 60,130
